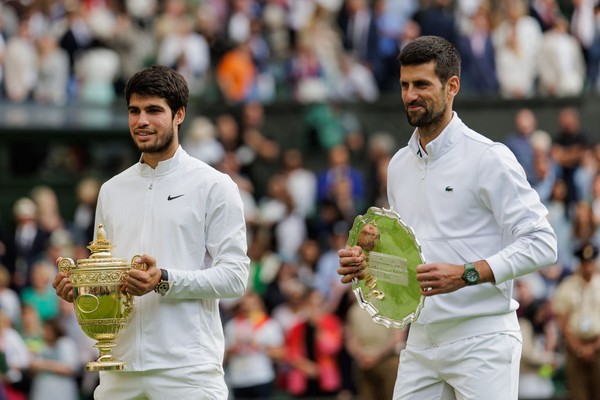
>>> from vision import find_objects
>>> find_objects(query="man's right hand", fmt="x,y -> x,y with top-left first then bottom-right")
52,258 -> 74,303
337,245 -> 366,284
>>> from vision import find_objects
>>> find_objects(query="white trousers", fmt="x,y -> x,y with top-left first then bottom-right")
94,364 -> 228,400
393,332 -> 522,400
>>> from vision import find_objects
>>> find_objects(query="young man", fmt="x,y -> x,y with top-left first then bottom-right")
337,36 -> 557,399
53,65 -> 250,399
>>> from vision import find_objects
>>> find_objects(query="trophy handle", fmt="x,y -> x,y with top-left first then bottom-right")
130,255 -> 148,271
57,257 -> 75,274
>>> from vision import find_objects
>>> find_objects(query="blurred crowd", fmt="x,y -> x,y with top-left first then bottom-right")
1,0 -> 600,107
1,99 -> 600,400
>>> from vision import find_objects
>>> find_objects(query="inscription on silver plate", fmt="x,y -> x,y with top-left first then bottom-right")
367,251 -> 408,286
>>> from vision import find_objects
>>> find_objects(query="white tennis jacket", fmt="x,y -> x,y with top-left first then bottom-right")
388,113 -> 557,345
94,146 -> 250,371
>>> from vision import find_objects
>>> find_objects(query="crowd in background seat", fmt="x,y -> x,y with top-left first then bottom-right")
0,0 -> 600,107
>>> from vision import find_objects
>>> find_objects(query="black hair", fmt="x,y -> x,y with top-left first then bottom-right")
398,36 -> 461,85
125,65 -> 189,116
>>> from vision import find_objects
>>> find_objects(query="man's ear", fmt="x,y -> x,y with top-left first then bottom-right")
447,75 -> 460,98
175,108 -> 186,125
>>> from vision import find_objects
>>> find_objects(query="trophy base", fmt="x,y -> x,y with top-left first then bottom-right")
85,360 -> 126,372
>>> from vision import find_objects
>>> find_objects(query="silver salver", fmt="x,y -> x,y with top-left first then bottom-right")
347,207 -> 426,329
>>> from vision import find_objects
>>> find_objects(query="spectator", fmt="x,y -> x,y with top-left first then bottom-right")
156,14 -> 210,97
4,17 -> 37,103
504,108 -> 539,186
314,221 -> 351,312
216,151 -> 258,228
456,5 -> 499,96
337,0 -> 381,82
588,4 -> 600,92
295,238 -> 320,293
281,148 -> 318,219
553,241 -> 600,400
264,261 -> 302,316
30,185 -> 65,236
271,277 -> 310,336
19,261 -> 59,322
216,39 -> 259,104
246,227 -> 281,298
18,304 -> 44,356
0,309 -> 30,400
538,16 -> 586,97
333,52 -> 380,102
411,0 -> 457,45
530,0 -> 564,32
74,38 -> 120,106
7,197 -> 49,293
55,298 -> 97,397
72,177 -> 101,245
58,2 -> 93,89
571,201 -> 599,253
0,266 -> 20,327
182,116 -> 224,166
492,0 -> 543,98
574,146 -> 598,203
105,9 -> 155,91
532,132 -> 560,204
551,106 -> 591,208
286,31 -> 328,104
546,178 -> 576,271
223,291 -> 285,399
28,318 -> 80,400
365,131 -> 396,208
570,0 -> 596,76
316,144 -> 366,218
345,298 -> 407,400
33,33 -> 69,105
372,0 -> 418,92
284,289 -> 344,398
153,0 -> 188,45
516,279 -> 559,399
240,101 -> 281,168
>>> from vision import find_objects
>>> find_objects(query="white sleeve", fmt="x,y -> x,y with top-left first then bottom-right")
478,144 -> 558,284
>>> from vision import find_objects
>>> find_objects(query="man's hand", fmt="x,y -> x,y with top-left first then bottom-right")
125,254 -> 162,296
52,257 -> 73,303
337,245 -> 366,284
416,263 -> 467,296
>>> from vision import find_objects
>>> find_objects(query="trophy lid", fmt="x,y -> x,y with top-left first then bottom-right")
79,224 -> 126,266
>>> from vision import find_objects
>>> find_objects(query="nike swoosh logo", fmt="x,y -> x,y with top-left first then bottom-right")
167,194 -> 185,201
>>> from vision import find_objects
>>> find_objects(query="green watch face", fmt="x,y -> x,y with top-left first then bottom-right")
463,264 -> 479,285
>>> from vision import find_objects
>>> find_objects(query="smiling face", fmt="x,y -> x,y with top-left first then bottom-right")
400,61 -> 458,139
128,93 -> 184,167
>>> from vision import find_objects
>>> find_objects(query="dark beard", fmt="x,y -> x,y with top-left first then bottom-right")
405,101 -> 447,128
136,124 -> 175,154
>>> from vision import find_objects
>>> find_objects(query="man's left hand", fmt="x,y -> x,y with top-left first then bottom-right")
125,254 -> 161,296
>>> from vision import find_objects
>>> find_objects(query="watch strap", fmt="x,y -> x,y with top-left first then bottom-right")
160,268 -> 168,282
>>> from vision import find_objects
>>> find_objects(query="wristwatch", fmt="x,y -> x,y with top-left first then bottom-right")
154,268 -> 169,295
462,263 -> 479,286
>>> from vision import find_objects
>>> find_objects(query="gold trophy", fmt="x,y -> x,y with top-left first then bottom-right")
57,224 -> 146,371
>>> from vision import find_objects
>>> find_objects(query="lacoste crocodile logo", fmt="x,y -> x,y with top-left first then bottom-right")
168,194 -> 185,201
445,186 -> 453,192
